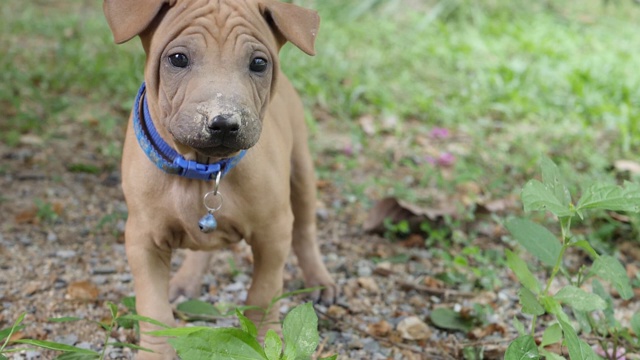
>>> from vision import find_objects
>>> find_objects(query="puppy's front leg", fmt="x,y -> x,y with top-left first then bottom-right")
244,219 -> 293,335
125,226 -> 176,360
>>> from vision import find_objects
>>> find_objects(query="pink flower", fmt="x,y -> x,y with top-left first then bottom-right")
437,152 -> 456,167
429,127 -> 450,139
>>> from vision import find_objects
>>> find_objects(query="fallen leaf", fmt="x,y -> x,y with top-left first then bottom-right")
468,323 -> 507,340
368,320 -> 392,337
67,280 -> 99,301
363,197 -> 456,234
397,316 -> 432,340
14,208 -> 39,224
327,305 -> 348,318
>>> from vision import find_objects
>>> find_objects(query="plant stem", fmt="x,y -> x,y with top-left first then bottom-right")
99,320 -> 115,360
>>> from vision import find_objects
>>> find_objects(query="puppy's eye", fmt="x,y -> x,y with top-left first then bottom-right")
249,57 -> 268,73
169,53 -> 189,68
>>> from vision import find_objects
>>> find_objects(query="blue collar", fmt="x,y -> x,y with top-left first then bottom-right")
133,83 -> 246,181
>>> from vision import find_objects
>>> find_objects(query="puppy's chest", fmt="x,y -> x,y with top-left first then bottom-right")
179,212 -> 244,250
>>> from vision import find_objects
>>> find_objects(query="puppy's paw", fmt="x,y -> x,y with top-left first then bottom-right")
306,276 -> 339,305
168,276 -> 202,302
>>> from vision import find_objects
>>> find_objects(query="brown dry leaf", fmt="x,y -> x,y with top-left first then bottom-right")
67,280 -> 99,301
468,323 -> 507,340
614,159 -> 640,175
399,234 -> 424,248
363,197 -> 456,234
397,316 -> 432,340
367,319 -> 392,337
477,195 -> 520,214
22,281 -> 44,296
327,304 -> 348,318
15,207 -> 39,224
423,276 -> 445,289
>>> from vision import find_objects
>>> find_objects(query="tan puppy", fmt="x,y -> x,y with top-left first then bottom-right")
103,0 -> 337,358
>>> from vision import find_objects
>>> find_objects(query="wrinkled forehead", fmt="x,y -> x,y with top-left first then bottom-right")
151,0 -> 275,52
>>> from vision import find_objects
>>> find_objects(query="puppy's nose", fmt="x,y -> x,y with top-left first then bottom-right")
208,114 -> 239,134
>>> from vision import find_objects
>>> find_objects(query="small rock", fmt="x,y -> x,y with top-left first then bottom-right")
397,316 -> 431,341
356,261 -> 373,277
53,334 -> 78,346
56,250 -> 77,259
46,232 -> 58,242
92,276 -> 108,285
76,342 -> 93,350
224,282 -> 245,292
362,338 -> 380,353
357,277 -> 379,293
24,350 -> 42,360
19,235 -> 33,246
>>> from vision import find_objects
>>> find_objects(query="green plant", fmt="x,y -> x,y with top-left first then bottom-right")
149,302 -> 335,360
505,157 -> 640,359
35,199 -> 59,224
0,302 -> 158,359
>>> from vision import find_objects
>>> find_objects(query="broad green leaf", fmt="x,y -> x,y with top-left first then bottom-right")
631,312 -> 640,340
0,355 -> 8,360
169,328 -> 267,360
590,255 -> 633,300
14,340 -> 98,355
576,182 -> 640,213
538,349 -> 566,360
592,280 -> 615,328
513,316 -> 526,336
429,308 -> 474,332
540,323 -> 562,347
122,296 -> 136,311
505,249 -> 540,294
283,303 -> 320,360
146,326 -> 210,337
554,285 -> 606,312
263,330 -> 282,360
236,309 -> 258,338
118,314 -> 170,329
506,218 -> 561,268
521,180 -> 574,217
557,319 -> 601,360
48,317 -> 83,323
177,299 -> 222,316
504,335 -> 539,360
573,310 -> 592,334
570,240 -> 598,259
518,287 -> 544,316
540,296 -> 570,324
540,157 -> 571,208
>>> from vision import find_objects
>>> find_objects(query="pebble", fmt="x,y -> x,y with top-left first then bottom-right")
224,282 -> 245,292
356,260 -> 373,277
19,235 -> 33,246
397,316 -> 432,340
56,249 -> 77,259
53,334 -> 78,346
76,342 -> 93,350
92,275 -> 108,285
46,232 -> 58,242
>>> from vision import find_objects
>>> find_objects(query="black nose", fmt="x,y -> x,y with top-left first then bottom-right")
208,115 -> 240,134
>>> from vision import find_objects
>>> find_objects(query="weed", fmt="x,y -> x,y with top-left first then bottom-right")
505,157 -> 640,359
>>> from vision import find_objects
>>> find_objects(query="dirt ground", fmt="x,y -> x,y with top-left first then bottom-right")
1,116 -> 638,360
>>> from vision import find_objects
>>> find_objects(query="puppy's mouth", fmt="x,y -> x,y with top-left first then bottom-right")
193,145 -> 242,159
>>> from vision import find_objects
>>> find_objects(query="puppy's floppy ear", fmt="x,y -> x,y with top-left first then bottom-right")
103,0 -> 176,44
260,1 -> 320,56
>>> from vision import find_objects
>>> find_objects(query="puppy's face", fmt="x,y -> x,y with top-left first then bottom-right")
144,0 -> 278,158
